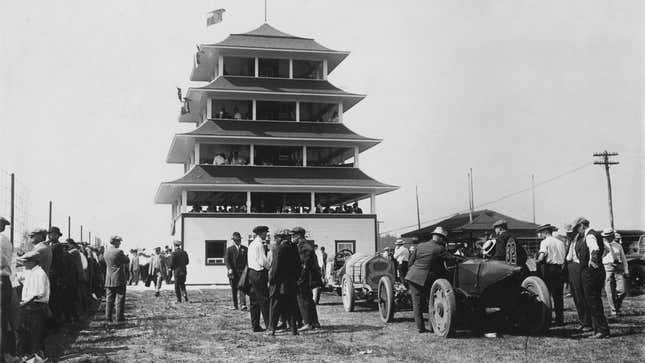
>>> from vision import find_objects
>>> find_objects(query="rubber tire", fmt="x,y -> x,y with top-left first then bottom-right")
342,274 -> 355,312
629,264 -> 645,296
313,287 -> 321,305
429,278 -> 457,338
520,275 -> 552,335
377,276 -> 395,323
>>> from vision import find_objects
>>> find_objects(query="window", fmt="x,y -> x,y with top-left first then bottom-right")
211,99 -> 252,120
293,60 -> 323,79
258,58 -> 289,78
200,144 -> 249,166
307,147 -> 354,167
335,240 -> 356,254
299,102 -> 338,122
256,101 -> 296,121
205,240 -> 227,265
223,57 -> 254,76
250,192 -> 310,213
254,145 -> 302,166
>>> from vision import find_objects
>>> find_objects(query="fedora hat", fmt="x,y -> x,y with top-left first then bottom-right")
253,225 -> 269,234
536,224 -> 558,233
431,226 -> 448,238
572,217 -> 589,229
492,219 -> 508,229
48,226 -> 62,235
395,239 -> 405,245
601,228 -> 615,238
290,226 -> 306,235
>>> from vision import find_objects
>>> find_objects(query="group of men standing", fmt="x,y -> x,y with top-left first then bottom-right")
0,219 -> 106,361
224,226 -> 323,335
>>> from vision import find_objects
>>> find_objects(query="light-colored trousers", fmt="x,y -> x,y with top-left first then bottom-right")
604,266 -> 626,312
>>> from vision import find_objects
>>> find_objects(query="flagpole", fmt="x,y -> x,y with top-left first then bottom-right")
265,0 -> 268,22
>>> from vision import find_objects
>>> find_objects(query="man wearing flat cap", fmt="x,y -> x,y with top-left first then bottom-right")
405,226 -> 456,333
224,232 -> 248,311
293,226 -> 322,332
247,226 -> 271,332
267,229 -> 301,335
536,224 -> 566,325
571,217 -> 609,338
104,236 -> 130,322
18,229 -> 52,277
169,240 -> 189,303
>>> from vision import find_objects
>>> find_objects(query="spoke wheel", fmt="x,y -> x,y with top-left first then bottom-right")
341,274 -> 355,312
378,276 -> 395,323
429,279 -> 456,338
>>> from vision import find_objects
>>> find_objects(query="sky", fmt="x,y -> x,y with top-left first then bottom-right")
0,0 -> 643,249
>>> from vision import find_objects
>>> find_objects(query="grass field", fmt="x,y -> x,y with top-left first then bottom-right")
44,286 -> 645,362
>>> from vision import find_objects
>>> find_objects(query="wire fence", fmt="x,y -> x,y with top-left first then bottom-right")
0,168 -> 104,249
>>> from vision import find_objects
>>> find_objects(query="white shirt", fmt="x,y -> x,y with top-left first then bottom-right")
394,245 -> 410,263
20,265 -> 50,303
0,233 -> 12,277
247,236 -> 269,271
566,241 -> 579,263
538,236 -> 566,265
584,229 -> 599,253
603,241 -> 628,274
315,249 -> 324,268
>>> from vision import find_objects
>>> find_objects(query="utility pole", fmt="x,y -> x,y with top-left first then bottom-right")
468,168 -> 475,223
531,174 -> 536,223
593,151 -> 619,229
415,186 -> 421,230
89,231 -> 92,244
67,216 -> 71,239
10,173 -> 15,246
48,201 -> 52,230
80,225 -> 83,242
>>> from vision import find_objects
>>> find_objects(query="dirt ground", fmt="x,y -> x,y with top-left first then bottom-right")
44,286 -> 645,362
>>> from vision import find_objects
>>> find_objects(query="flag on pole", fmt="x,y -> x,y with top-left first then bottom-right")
207,9 -> 225,26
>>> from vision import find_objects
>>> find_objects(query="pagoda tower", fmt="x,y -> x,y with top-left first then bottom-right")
155,23 -> 397,284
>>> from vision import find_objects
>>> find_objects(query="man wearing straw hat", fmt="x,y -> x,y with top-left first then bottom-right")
601,229 -> 628,316
535,223 -> 566,326
405,226 -> 455,333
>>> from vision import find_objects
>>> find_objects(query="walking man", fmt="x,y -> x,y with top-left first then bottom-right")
169,240 -> 189,303
535,224 -> 566,325
149,247 -> 166,297
268,230 -> 301,335
224,232 -> 248,310
405,226 -> 454,333
247,226 -> 270,332
572,217 -> 610,338
601,229 -> 629,316
293,227 -> 321,332
104,236 -> 129,323
128,249 -> 140,286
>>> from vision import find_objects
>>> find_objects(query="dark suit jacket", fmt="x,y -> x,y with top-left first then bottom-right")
269,241 -> 301,297
169,249 -> 189,277
405,240 -> 453,287
104,246 -> 130,287
224,244 -> 247,277
296,238 -> 322,288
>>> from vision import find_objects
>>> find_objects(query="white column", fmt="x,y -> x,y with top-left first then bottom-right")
303,146 -> 307,166
370,194 -> 376,214
195,143 -> 201,165
295,101 -> 300,122
289,59 -> 293,79
310,192 -> 315,214
252,100 -> 257,120
246,191 -> 252,213
322,59 -> 328,80
354,146 -> 359,168
206,97 -> 212,119
338,102 -> 343,123
250,144 -> 255,165
254,57 -> 259,77
181,190 -> 188,213
218,55 -> 224,77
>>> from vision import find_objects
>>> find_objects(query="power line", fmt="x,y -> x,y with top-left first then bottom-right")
380,161 -> 593,235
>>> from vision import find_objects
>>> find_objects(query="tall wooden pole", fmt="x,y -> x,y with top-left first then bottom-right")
10,173 -> 15,246
48,201 -> 52,230
67,216 -> 71,239
594,151 -> 619,229
80,225 -> 83,242
415,186 -> 421,230
531,174 -> 536,223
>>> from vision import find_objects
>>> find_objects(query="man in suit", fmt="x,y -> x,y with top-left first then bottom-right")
169,240 -> 189,303
405,226 -> 455,333
293,227 -> 322,332
104,236 -> 130,323
128,249 -> 140,285
149,247 -> 166,297
224,232 -> 248,310
268,229 -> 301,336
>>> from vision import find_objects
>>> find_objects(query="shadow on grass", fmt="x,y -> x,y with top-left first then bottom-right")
320,324 -> 383,333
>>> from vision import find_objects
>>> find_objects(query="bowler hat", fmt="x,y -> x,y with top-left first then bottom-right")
290,226 -> 306,235
48,226 -> 62,235
253,225 -> 269,234
492,219 -> 508,229
0,217 -> 10,226
431,227 -> 448,238
601,228 -> 615,238
536,224 -> 558,233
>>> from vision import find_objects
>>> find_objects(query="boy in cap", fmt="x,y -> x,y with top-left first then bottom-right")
535,224 -> 566,325
601,229 -> 628,315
